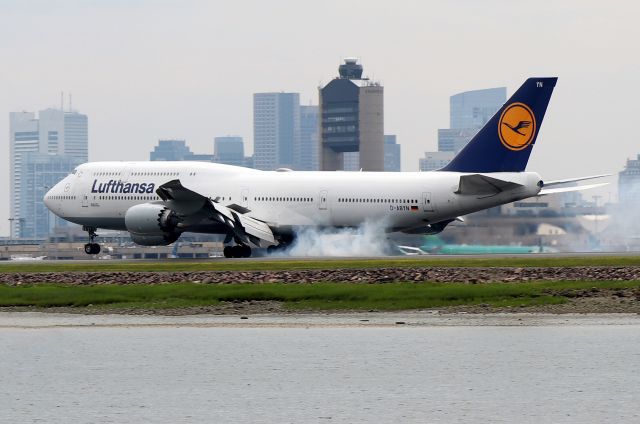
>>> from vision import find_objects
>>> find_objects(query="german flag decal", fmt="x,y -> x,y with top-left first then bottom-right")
411,205 -> 419,211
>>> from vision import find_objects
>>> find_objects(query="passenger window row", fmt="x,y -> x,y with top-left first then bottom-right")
254,197 -> 314,202
337,198 -> 418,204
93,171 -> 181,177
131,172 -> 179,177
98,195 -> 159,201
47,195 -> 76,200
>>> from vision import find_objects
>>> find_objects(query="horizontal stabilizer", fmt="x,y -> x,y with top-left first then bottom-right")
543,174 -> 611,187
538,182 -> 608,196
455,174 -> 523,196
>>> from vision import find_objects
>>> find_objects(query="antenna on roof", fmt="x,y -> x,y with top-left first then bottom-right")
69,93 -> 72,112
60,91 -> 64,111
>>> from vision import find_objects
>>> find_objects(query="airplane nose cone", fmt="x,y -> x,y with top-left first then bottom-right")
43,186 -> 55,210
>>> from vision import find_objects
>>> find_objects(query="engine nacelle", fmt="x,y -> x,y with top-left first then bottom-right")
124,203 -> 180,246
129,233 -> 179,246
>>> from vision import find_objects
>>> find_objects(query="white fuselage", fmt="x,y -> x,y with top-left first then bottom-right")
44,161 -> 542,239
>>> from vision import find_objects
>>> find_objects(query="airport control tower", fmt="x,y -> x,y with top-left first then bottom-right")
319,58 -> 384,171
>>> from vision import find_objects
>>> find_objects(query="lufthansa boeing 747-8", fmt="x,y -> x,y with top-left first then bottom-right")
44,78 -> 607,257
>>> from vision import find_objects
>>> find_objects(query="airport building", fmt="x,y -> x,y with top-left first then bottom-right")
9,108 -> 88,238
319,58 -> 384,171
253,92 -> 300,170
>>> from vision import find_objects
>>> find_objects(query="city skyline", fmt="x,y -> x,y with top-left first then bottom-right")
9,107 -> 88,238
1,0 -> 637,236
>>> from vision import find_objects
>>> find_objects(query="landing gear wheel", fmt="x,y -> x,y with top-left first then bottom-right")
230,245 -> 242,258
267,244 -> 288,255
84,243 -> 101,255
224,245 -> 252,258
82,226 -> 100,255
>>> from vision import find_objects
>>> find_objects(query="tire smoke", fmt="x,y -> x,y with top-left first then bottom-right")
286,218 -> 391,257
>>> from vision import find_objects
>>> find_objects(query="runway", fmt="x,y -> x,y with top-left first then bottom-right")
2,250 -> 640,266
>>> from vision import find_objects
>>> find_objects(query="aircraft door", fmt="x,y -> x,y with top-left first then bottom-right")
82,194 -> 89,208
422,192 -> 435,212
319,190 -> 328,210
241,188 -> 249,208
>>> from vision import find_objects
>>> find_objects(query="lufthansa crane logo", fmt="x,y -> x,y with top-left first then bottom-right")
498,102 -> 536,151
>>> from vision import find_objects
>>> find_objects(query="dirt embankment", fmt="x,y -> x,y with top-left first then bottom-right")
1,266 -> 640,286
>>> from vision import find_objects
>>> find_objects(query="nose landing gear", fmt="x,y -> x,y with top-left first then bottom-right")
83,226 -> 101,255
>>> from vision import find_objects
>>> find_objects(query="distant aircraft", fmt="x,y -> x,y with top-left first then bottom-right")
10,255 -> 46,261
44,77 -> 608,258
397,235 -> 556,256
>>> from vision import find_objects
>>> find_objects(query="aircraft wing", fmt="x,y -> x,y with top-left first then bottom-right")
455,174 -> 523,196
538,182 -> 608,196
156,179 -> 276,247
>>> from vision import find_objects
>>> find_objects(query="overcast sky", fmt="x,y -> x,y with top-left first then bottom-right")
1,0 -> 638,236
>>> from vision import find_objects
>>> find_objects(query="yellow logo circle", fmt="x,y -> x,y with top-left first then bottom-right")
498,102 -> 536,151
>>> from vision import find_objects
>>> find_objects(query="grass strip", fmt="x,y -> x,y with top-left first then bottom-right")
1,255 -> 640,273
0,280 -> 638,311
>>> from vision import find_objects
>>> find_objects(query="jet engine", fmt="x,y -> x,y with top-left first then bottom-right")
124,203 -> 181,246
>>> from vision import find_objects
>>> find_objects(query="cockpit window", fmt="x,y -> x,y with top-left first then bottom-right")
72,168 -> 77,175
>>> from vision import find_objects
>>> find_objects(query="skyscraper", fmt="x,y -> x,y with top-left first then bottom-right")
384,135 -> 401,172
253,92 -> 300,170
619,154 -> 640,204
20,153 -> 83,238
419,151 -> 455,172
450,87 -> 506,130
213,136 -> 245,167
150,139 -> 193,161
319,58 -> 384,171
9,108 -> 88,238
149,139 -> 213,162
421,86 -> 506,171
438,87 -> 506,152
297,105 -> 319,171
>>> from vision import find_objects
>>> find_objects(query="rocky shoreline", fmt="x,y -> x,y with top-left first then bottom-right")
2,266 -> 640,286
2,266 -> 639,315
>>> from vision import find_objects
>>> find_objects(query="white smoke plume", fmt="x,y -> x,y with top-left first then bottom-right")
286,218 -> 391,257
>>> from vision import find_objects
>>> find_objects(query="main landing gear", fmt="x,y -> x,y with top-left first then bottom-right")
223,244 -> 251,258
83,226 -> 101,255
266,234 -> 295,256
266,244 -> 288,255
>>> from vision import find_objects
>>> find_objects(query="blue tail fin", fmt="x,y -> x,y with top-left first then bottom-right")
441,77 -> 557,173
